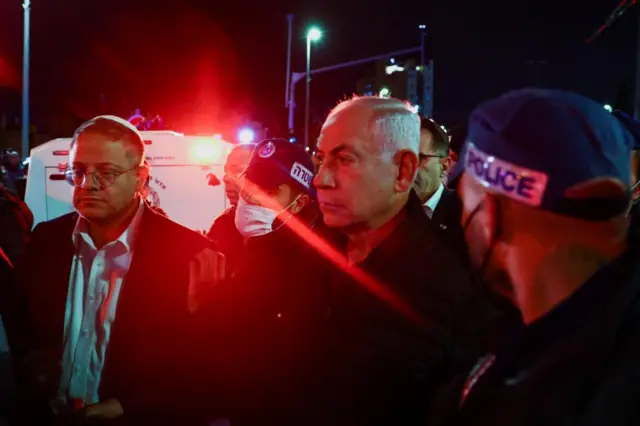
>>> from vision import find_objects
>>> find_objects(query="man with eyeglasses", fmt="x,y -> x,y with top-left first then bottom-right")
414,118 -> 453,218
14,115 -> 223,425
413,118 -> 469,259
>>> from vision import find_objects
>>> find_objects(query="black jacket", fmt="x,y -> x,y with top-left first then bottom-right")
0,250 -> 16,426
15,205 -> 215,425
201,206 -> 330,426
431,245 -> 640,426
206,206 -> 243,276
430,188 -> 467,263
0,185 -> 33,265
321,191 -> 503,426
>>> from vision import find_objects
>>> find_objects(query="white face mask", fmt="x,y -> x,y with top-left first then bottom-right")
234,195 -> 301,238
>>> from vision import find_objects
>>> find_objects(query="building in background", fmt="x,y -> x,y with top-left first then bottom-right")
356,57 -> 434,118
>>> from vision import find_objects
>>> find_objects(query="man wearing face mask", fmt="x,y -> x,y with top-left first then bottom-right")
202,138 -> 329,426
431,89 -> 640,426
206,143 -> 255,275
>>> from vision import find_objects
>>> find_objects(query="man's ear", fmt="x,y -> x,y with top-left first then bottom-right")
136,163 -> 150,192
440,156 -> 452,180
393,150 -> 419,192
291,193 -> 310,214
633,185 -> 640,202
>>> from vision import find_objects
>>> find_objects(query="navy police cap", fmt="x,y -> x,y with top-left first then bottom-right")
244,138 -> 316,198
451,88 -> 635,220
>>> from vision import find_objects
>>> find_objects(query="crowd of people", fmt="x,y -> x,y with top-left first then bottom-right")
0,87 -> 639,426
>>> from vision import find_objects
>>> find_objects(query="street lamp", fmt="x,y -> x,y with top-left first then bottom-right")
305,26 -> 322,149
604,104 -> 613,112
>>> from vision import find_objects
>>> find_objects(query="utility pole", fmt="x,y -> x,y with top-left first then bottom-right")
635,13 -> 640,119
285,14 -> 293,111
21,0 -> 31,160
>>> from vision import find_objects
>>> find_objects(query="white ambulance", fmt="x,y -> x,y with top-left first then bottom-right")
25,130 -> 235,233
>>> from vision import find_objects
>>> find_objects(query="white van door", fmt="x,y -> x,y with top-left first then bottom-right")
44,167 -> 75,220
146,164 -> 228,233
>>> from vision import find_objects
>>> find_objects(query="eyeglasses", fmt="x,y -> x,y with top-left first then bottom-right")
419,153 -> 447,162
65,166 -> 138,188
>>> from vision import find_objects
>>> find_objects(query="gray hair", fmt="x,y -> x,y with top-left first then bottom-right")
326,96 -> 421,161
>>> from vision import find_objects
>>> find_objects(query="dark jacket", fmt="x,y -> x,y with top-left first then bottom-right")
206,206 -> 243,276
321,191 -> 503,426
430,188 -> 467,262
15,205 -> 215,425
0,249 -> 16,426
201,205 -> 330,426
431,188 -> 462,232
0,185 -> 33,265
431,245 -> 640,426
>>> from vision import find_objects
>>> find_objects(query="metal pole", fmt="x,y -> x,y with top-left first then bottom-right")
420,25 -> 425,69
288,78 -> 296,134
419,25 -> 426,118
309,47 -> 421,76
288,46 -> 422,134
285,14 -> 293,108
21,0 -> 31,161
304,36 -> 311,149
635,12 -> 640,120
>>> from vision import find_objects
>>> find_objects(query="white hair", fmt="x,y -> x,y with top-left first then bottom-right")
326,95 -> 421,161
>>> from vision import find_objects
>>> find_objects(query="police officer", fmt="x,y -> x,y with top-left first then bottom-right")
432,88 -> 640,426
201,139 -> 328,426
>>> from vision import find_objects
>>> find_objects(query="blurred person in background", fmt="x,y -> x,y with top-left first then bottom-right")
413,118 -> 467,258
207,143 -> 255,276
313,96 -> 501,426
433,89 -> 640,426
445,122 -> 466,189
15,115 -> 222,425
0,247 -> 17,426
199,139 -> 328,426
0,150 -> 24,194
0,176 -> 33,265
414,118 -> 451,219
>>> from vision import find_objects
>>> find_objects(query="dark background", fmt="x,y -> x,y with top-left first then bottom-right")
0,0 -> 635,140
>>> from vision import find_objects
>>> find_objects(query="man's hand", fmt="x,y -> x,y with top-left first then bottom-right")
83,398 -> 124,419
188,248 -> 226,313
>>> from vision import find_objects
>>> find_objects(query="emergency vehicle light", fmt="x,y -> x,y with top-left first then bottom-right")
191,139 -> 223,165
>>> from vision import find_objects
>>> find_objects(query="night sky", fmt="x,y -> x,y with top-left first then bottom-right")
0,0 -> 636,139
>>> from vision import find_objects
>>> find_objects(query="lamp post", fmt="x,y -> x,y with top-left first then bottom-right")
304,27 -> 321,150
21,0 -> 31,160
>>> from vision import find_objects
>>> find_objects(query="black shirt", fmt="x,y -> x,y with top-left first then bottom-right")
322,192 -> 503,426
433,246 -> 640,426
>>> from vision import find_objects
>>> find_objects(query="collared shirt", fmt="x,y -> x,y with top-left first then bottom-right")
57,200 -> 144,405
423,182 -> 445,218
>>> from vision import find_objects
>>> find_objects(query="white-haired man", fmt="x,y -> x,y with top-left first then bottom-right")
313,96 -> 501,426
